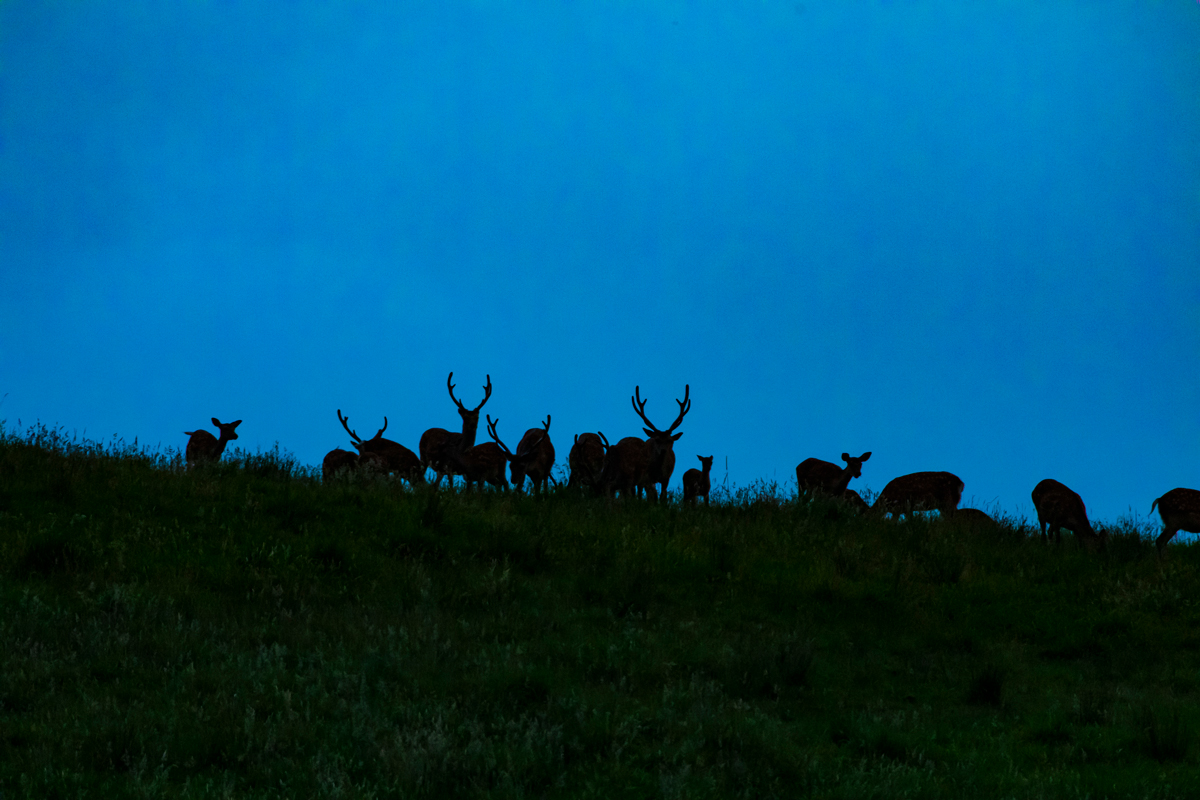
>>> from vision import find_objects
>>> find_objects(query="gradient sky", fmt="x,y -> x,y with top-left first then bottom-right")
2,1 -> 1198,526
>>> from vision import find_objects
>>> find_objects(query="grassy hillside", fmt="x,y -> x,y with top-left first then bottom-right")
0,423 -> 1197,799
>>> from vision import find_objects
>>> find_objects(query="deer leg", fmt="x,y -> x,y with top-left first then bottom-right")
1157,526 -> 1178,556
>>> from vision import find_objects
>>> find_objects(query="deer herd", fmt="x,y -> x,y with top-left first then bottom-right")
183,373 -> 1200,557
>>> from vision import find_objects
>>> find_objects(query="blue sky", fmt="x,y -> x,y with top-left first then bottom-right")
2,1 -> 1198,525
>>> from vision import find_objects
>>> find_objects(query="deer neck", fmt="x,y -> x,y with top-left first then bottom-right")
459,413 -> 481,449
831,464 -> 857,494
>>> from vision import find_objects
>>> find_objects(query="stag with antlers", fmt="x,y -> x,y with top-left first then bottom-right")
336,409 -> 424,485
419,372 -> 492,487
183,417 -> 241,467
631,384 -> 691,502
487,414 -> 555,494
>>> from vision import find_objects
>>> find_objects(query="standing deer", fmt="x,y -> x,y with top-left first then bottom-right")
1031,478 -> 1105,548
873,471 -> 964,520
183,418 -> 241,467
459,442 -> 509,492
598,433 -> 653,500
419,372 -> 492,487
682,455 -> 714,506
567,432 -> 607,493
631,384 -> 691,502
796,452 -> 872,496
338,409 -> 425,485
1150,488 -> 1200,556
487,415 -> 554,493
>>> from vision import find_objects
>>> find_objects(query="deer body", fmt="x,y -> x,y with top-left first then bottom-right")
950,507 -> 999,532
600,436 -> 653,500
486,415 -> 553,494
796,452 -> 871,495
419,372 -> 492,487
568,433 -> 607,492
873,471 -> 964,520
322,448 -> 359,481
183,418 -> 241,467
682,455 -> 714,506
337,410 -> 424,485
1031,479 -> 1104,547
1149,488 -> 1200,555
460,442 -> 509,491
841,489 -> 869,512
632,384 -> 691,503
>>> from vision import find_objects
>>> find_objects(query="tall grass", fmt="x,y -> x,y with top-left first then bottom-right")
0,422 -> 1197,798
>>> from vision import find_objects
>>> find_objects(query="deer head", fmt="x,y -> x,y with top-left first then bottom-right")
447,371 -> 492,445
337,409 -> 387,455
632,384 -> 690,501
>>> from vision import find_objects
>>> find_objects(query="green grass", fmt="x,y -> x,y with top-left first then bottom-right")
1,422 -> 1198,798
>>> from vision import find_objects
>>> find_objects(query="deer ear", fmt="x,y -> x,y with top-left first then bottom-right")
212,417 -> 222,426
231,420 -> 242,428
861,452 -> 871,461
842,453 -> 851,462
643,428 -> 654,437
672,432 -> 683,441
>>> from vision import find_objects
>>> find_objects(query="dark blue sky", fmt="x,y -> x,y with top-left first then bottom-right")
2,1 -> 1198,525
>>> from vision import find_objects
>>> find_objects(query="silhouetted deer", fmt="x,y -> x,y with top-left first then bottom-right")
487,415 -> 554,493
1150,488 -> 1200,556
949,507 -> 999,532
338,409 -> 424,485
796,452 -> 871,496
568,433 -> 607,493
184,418 -> 241,467
322,448 -> 359,482
873,471 -> 964,520
459,442 -> 509,491
631,384 -> 690,502
682,455 -> 714,506
598,433 -> 653,500
841,489 -> 869,512
420,372 -> 492,487
1031,479 -> 1105,549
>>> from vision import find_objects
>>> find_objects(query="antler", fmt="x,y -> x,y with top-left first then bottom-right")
632,386 -> 656,431
665,384 -> 690,434
447,372 -> 464,411
541,414 -> 550,433
337,409 -> 362,444
473,374 -> 493,411
596,431 -> 610,452
631,384 -> 690,433
448,372 -> 493,412
486,414 -> 513,457
374,417 -> 388,440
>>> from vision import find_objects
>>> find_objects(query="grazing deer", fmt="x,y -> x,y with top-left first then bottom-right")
873,471 -> 964,520
183,418 -> 241,467
322,448 -> 359,482
631,384 -> 691,502
1149,488 -> 1200,556
568,432 -> 607,493
338,409 -> 424,485
1031,478 -> 1105,548
841,489 -> 869,512
796,452 -> 872,496
487,415 -> 554,493
599,433 -> 654,500
459,442 -> 509,492
682,455 -> 714,506
950,507 -> 999,532
419,372 -> 492,487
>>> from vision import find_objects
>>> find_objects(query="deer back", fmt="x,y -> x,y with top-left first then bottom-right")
600,436 -> 652,498
322,448 -> 360,482
513,426 -> 555,487
874,471 -> 964,515
795,458 -> 842,492
1151,488 -> 1200,534
568,433 -> 606,489
460,442 -> 509,489
1032,479 -> 1095,537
